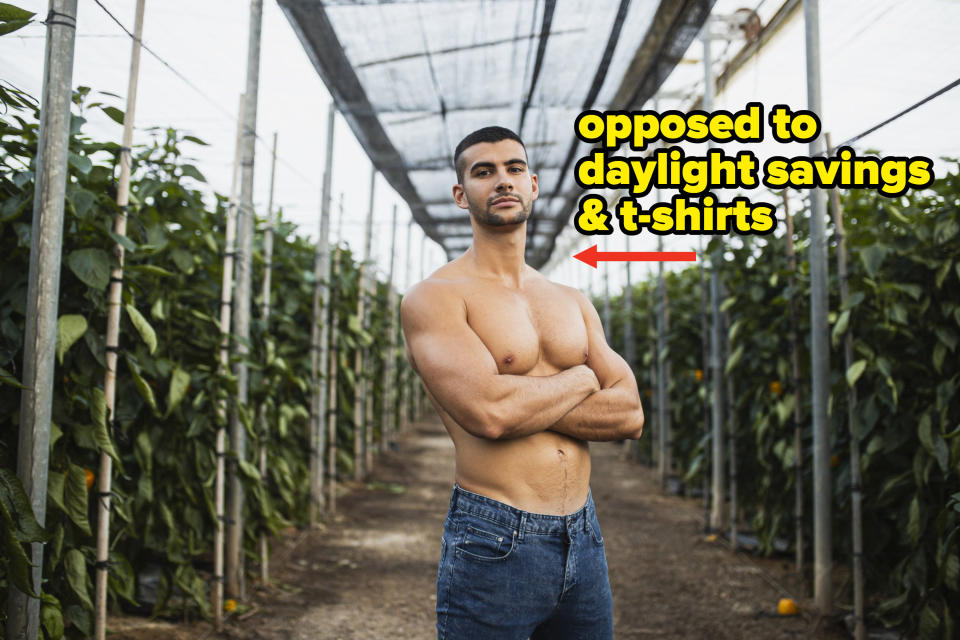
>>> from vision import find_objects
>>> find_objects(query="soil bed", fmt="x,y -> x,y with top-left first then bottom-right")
108,416 -> 845,639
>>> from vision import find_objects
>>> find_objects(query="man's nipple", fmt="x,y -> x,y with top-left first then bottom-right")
503,354 -> 514,365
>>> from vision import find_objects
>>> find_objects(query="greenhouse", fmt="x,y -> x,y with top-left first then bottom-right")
0,1 -> 958,639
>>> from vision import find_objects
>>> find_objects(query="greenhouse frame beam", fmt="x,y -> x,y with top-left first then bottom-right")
518,0 -> 556,132
541,0 -> 715,266
8,2 -> 78,639
356,27 -> 585,69
277,0 -> 440,247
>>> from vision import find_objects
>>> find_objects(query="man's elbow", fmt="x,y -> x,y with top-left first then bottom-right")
463,405 -> 508,440
622,407 -> 644,440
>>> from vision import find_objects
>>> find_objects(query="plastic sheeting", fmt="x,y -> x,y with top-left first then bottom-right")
279,0 -> 714,267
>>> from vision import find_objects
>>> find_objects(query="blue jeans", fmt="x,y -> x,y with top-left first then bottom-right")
436,485 -> 614,640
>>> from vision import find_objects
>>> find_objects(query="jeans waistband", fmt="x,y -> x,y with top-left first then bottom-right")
448,484 -> 594,537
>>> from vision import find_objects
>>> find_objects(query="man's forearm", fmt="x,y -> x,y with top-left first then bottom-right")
490,365 -> 599,439
549,382 -> 644,441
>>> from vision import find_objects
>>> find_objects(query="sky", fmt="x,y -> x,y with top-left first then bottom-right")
2,0 -> 958,294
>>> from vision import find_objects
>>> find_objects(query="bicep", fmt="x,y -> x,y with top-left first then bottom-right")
577,292 -> 637,392
401,286 -> 502,428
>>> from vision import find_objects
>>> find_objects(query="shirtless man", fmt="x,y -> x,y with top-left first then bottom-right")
401,126 -> 644,639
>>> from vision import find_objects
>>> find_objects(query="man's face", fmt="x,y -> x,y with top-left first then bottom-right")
452,139 -> 539,227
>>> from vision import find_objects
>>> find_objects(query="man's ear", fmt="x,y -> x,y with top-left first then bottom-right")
452,184 -> 469,210
530,173 -> 539,200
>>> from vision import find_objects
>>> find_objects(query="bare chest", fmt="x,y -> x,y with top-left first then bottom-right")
465,283 -> 588,375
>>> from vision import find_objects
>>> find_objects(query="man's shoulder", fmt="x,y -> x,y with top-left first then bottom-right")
526,268 -> 590,304
400,272 -> 467,325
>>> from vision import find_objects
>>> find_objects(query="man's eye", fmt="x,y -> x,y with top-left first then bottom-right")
509,167 -> 523,173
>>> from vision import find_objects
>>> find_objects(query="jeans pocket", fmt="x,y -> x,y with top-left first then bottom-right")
456,521 -> 517,562
588,514 -> 605,545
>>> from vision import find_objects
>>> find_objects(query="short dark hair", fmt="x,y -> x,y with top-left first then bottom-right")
454,126 -> 527,183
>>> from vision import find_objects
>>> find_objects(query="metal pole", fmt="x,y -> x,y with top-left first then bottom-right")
602,236 -> 611,344
699,235 -> 710,529
381,206 -> 399,449
213,92 -> 244,632
8,2 -> 77,638
704,27 -> 726,533
353,167 -> 375,479
416,232 -> 427,420
400,219 -> 414,432
363,230 -> 377,475
803,0 -> 832,612
623,236 -> 635,372
826,133 -> 864,639
227,0 -> 264,602
326,245 -> 341,514
783,191 -> 805,573
95,3 -> 144,638
256,131 -> 278,586
310,103 -> 335,525
725,305 -> 738,551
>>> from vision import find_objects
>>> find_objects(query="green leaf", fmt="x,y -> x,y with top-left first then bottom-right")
0,18 -> 31,36
860,244 -> 888,278
0,505 -> 38,597
180,164 -> 206,182
56,314 -> 87,364
67,248 -> 111,290
846,359 -> 867,387
64,464 -> 91,535
99,105 -> 125,125
934,342 -> 946,373
67,151 -> 92,175
918,604 -> 940,639
831,309 -> 850,348
183,135 -> 209,146
0,3 -> 36,21
0,467 -> 48,543
165,367 -> 190,417
67,188 -> 95,218
719,296 -> 737,313
237,458 -> 261,482
89,387 -> 121,468
40,593 -> 64,639
47,469 -> 65,513
126,264 -> 176,278
125,304 -> 157,354
907,495 -> 921,544
0,366 -> 24,388
64,549 -> 93,610
936,258 -> 953,289
109,232 -> 137,254
127,359 -> 158,412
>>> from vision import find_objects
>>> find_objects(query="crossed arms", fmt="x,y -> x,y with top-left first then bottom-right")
400,280 -> 644,442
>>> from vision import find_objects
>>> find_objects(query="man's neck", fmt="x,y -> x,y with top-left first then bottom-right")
465,221 -> 528,287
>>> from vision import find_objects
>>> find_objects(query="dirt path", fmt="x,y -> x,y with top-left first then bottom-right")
110,416 -> 842,639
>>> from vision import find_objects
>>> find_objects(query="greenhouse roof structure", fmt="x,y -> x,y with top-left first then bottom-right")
278,0 -> 715,267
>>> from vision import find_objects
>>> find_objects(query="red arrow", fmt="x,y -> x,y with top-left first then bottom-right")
573,244 -> 698,268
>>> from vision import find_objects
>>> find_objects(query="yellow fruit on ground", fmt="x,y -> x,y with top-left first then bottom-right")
224,599 -> 236,612
695,369 -> 703,382
769,380 -> 783,395
84,469 -> 95,491
706,533 -> 717,542
777,598 -> 798,616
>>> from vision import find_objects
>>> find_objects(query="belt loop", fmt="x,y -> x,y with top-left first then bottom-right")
447,485 -> 459,519
517,512 -> 526,541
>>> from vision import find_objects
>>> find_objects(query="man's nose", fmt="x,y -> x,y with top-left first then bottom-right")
495,172 -> 514,191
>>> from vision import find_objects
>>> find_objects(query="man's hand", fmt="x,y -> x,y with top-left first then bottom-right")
547,290 -> 644,442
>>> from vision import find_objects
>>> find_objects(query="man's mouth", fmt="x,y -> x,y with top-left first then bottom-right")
490,197 -> 520,207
